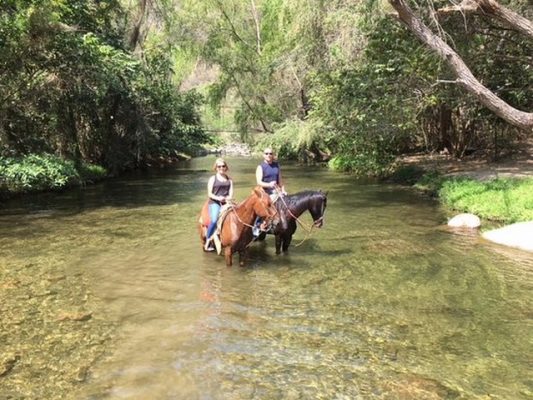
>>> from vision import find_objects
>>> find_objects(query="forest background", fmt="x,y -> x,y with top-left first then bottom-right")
0,0 -> 531,196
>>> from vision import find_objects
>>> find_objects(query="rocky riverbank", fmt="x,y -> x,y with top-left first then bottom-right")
399,144 -> 533,253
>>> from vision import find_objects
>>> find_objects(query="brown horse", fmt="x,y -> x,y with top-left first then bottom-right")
199,186 -> 278,266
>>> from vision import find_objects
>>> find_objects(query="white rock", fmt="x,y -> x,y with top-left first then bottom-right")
482,221 -> 533,252
448,213 -> 481,228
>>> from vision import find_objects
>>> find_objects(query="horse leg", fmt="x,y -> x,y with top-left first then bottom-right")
224,247 -> 233,267
198,225 -> 206,247
238,250 -> 247,266
282,234 -> 292,253
282,221 -> 297,252
275,234 -> 282,255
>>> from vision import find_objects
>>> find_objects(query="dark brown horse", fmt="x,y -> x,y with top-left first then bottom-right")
257,190 -> 327,254
199,186 -> 278,266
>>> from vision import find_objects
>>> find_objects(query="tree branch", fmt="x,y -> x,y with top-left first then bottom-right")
215,0 -> 254,51
388,0 -> 533,131
438,0 -> 533,39
249,0 -> 262,55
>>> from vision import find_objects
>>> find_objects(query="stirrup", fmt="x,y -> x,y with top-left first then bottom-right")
204,237 -> 215,252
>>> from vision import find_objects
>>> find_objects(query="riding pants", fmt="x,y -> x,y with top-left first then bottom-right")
207,202 -> 222,239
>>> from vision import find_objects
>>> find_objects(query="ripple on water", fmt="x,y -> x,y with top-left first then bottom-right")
1,159 -> 532,399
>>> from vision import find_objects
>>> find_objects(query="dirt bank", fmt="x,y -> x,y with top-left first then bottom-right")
399,142 -> 533,180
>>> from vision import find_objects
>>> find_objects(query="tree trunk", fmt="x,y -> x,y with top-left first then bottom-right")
388,0 -> 533,132
438,0 -> 533,39
129,0 -> 148,50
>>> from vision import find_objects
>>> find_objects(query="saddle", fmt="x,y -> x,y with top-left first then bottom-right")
216,204 -> 233,232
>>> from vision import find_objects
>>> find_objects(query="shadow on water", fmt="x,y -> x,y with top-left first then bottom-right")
1,156 -> 532,399
0,167 -> 209,218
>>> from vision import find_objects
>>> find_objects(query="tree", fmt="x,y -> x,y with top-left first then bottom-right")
387,0 -> 533,131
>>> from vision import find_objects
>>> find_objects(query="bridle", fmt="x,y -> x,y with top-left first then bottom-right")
274,188 -> 326,233
227,189 -> 277,229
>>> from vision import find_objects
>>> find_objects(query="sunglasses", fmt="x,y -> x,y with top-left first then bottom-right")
264,152 -> 273,155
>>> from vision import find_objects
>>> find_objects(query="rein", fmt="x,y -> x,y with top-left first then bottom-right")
274,187 -> 320,233
273,187 -> 325,248
227,190 -> 274,230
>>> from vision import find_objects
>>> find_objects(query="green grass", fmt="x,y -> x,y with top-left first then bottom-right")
439,177 -> 533,223
413,172 -> 533,223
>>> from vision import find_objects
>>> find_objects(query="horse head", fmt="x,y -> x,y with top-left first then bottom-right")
252,186 -> 279,225
309,190 -> 328,228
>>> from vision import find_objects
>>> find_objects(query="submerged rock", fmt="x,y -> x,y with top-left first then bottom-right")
448,213 -> 481,228
482,221 -> 533,252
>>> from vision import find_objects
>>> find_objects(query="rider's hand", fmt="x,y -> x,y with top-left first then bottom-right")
269,181 -> 277,188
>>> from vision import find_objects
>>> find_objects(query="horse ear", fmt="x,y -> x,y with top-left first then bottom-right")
253,186 -> 263,196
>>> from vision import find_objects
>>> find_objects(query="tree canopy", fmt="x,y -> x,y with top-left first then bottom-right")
1,0 -> 531,181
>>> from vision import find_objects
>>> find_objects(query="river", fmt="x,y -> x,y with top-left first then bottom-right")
0,156 -> 531,399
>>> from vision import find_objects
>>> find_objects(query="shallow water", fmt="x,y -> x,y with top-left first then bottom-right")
1,157 -> 532,399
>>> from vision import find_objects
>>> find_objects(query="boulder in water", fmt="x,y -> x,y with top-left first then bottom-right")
448,213 -> 481,228
482,221 -> 533,252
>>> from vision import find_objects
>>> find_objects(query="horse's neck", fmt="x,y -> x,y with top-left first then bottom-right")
235,196 -> 257,223
288,198 -> 309,218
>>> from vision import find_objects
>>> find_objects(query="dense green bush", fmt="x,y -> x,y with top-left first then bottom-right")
387,165 -> 426,185
328,152 -> 395,178
413,170 -> 446,195
0,154 -> 106,195
253,119 -> 327,160
0,0 -> 207,176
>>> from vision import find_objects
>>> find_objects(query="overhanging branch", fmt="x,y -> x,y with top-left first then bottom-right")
388,0 -> 533,131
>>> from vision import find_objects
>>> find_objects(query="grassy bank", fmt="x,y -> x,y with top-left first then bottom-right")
390,166 -> 533,224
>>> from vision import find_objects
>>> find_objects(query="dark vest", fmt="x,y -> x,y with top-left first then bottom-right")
261,161 -> 280,194
209,175 -> 231,205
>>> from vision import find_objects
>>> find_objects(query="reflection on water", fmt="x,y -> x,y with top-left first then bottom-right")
1,157 -> 532,399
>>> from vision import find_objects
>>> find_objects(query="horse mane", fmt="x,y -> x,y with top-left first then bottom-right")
283,190 -> 325,208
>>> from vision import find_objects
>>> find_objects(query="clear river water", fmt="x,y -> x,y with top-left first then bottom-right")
0,156 -> 531,399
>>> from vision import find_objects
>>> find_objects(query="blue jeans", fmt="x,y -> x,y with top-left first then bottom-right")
207,202 -> 221,239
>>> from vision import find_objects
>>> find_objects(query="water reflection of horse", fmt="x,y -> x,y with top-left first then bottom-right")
199,186 -> 278,266
257,190 -> 328,254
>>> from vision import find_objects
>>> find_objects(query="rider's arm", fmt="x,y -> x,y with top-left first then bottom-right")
278,170 -> 286,194
227,180 -> 234,201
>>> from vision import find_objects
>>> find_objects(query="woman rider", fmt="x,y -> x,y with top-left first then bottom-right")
205,158 -> 234,251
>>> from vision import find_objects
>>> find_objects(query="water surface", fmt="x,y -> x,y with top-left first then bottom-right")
0,157 -> 531,399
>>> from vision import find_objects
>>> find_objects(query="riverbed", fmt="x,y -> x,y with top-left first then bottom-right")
1,157 -> 531,399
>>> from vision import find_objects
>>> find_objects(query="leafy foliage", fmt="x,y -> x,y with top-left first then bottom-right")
0,153 -> 105,194
1,0 -> 531,185
0,0 -> 207,179
253,118 -> 327,160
